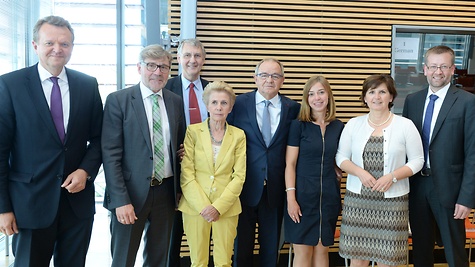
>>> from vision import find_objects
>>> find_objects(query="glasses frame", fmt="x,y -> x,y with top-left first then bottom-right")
256,72 -> 284,80
425,64 -> 453,72
142,62 -> 171,73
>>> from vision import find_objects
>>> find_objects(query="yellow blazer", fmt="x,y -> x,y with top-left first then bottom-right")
178,119 -> 246,217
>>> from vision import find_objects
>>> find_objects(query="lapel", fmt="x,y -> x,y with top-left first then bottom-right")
163,89 -> 176,146
270,94 -> 290,147
26,65 -> 63,145
246,91 -> 266,147
174,75 -> 184,98
199,120 -> 215,172
431,86 -> 458,142
64,68 -> 79,144
130,84 -> 152,152
412,89 -> 429,132
214,122 -> 233,171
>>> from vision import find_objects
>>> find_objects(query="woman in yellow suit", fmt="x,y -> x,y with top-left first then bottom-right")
179,81 -> 246,267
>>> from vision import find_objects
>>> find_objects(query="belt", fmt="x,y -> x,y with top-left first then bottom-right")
420,168 -> 432,177
150,176 -> 172,187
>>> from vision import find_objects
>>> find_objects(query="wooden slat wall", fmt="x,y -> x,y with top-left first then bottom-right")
168,0 -> 475,257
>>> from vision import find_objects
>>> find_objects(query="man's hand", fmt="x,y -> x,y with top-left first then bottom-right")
116,204 -> 138,225
0,212 -> 18,236
177,144 -> 185,162
61,169 -> 88,193
454,203 -> 471,219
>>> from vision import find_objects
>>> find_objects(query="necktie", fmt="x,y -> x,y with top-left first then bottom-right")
152,94 -> 165,181
262,100 -> 271,147
422,94 -> 439,167
188,83 -> 201,124
50,77 -> 65,143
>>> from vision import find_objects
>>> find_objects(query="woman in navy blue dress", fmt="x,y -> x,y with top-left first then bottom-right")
284,75 -> 344,267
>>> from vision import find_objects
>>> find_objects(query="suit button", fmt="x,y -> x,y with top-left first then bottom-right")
57,175 -> 62,180
150,157 -> 153,160
64,147 -> 68,151
210,176 -> 214,180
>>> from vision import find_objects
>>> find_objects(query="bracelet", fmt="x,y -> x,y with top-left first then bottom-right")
285,187 -> 296,192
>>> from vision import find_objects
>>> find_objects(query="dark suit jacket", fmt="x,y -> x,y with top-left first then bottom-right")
102,84 -> 185,213
227,90 -> 300,209
402,85 -> 475,209
0,64 -> 103,229
165,74 -> 209,99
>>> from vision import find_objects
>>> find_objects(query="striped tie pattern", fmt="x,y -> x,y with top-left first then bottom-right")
151,94 -> 165,181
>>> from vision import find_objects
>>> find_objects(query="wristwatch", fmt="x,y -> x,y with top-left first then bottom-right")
391,172 -> 397,183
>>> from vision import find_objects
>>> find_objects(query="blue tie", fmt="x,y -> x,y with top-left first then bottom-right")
262,100 -> 271,147
422,94 -> 439,167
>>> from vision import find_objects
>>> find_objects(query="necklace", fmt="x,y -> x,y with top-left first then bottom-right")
208,120 -> 225,145
368,112 -> 392,127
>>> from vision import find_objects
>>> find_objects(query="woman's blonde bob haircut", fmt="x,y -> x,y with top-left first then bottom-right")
298,75 -> 337,123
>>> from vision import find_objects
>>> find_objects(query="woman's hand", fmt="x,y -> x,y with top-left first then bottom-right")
358,170 -> 378,188
287,199 -> 302,224
372,173 -> 393,192
200,205 -> 220,222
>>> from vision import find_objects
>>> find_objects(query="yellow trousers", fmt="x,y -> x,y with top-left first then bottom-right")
182,213 -> 238,267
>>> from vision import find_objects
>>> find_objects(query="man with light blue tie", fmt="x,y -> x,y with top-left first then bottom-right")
403,45 -> 475,267
228,58 -> 300,267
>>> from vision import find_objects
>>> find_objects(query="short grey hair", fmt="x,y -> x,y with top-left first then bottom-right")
139,44 -> 172,65
33,15 -> 74,43
177,38 -> 206,58
254,58 -> 285,76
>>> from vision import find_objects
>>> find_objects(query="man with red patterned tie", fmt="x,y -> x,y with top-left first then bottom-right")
165,38 -> 209,267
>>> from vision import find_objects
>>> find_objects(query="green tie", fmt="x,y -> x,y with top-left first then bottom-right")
151,94 -> 165,181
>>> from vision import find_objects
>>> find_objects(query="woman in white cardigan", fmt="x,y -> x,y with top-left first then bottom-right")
336,74 -> 424,267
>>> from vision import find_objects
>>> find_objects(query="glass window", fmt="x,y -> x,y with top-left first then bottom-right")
391,26 -> 475,114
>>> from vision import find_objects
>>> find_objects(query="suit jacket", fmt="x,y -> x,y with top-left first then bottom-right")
227,90 -> 300,208
402,85 -> 475,209
0,64 -> 103,229
102,84 -> 185,213
178,119 -> 246,217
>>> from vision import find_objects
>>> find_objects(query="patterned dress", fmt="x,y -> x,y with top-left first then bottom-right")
339,136 -> 408,266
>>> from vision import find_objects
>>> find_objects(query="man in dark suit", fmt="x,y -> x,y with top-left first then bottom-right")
0,16 -> 103,266
403,45 -> 475,267
228,58 -> 300,267
165,38 -> 209,267
102,44 -> 185,267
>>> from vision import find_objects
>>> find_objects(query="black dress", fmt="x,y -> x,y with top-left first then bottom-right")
284,119 -> 344,246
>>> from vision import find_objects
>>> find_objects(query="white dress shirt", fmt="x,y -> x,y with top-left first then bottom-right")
140,83 -> 173,178
255,91 -> 281,139
423,83 -> 450,167
38,64 -> 70,134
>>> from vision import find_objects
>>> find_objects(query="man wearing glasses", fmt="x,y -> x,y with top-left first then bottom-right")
102,44 -> 185,267
228,58 -> 300,266
403,45 -> 475,267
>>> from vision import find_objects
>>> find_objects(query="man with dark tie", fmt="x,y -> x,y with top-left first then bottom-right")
0,15 -> 103,266
165,38 -> 209,267
228,58 -> 300,267
102,44 -> 185,267
403,45 -> 475,267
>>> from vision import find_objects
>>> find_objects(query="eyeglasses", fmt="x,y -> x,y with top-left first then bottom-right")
256,73 -> 283,80
142,62 -> 170,73
426,64 -> 452,72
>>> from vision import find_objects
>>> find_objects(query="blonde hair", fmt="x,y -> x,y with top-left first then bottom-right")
202,81 -> 236,107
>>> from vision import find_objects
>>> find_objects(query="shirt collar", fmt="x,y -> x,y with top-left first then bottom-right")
37,64 -> 67,83
140,81 -> 163,100
255,90 -> 280,106
426,83 -> 450,100
181,74 -> 201,90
